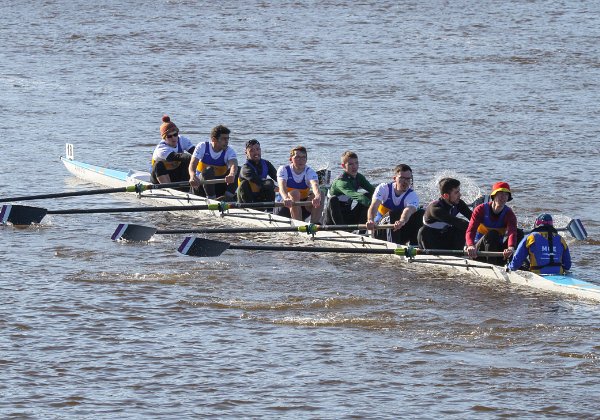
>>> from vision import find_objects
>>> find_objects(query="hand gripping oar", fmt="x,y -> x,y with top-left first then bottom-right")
0,201 -> 312,226
0,179 -> 222,204
111,222 -> 396,241
177,237 -> 506,258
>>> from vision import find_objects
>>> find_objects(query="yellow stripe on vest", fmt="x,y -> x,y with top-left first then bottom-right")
196,161 -> 228,177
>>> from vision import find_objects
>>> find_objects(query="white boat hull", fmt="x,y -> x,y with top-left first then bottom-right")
60,149 -> 600,303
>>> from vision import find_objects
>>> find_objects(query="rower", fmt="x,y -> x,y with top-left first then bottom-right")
465,181 -> 523,265
508,213 -> 572,274
417,177 -> 472,250
151,115 -> 195,186
237,139 -> 277,203
324,151 -> 375,226
366,164 -> 423,245
188,125 -> 238,200
274,146 -> 323,223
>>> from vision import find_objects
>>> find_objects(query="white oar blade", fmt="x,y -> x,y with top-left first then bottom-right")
567,218 -> 587,240
111,223 -> 157,241
178,237 -> 231,257
0,204 -> 47,225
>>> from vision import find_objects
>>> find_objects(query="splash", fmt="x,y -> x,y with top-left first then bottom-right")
419,170 -> 483,205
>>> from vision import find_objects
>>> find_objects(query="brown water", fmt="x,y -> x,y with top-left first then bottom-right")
1,1 -> 599,417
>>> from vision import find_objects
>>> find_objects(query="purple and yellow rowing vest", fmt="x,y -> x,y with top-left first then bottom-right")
239,159 -> 269,193
474,202 -> 509,242
284,165 -> 310,199
375,184 -> 413,222
151,138 -> 185,171
195,142 -> 228,177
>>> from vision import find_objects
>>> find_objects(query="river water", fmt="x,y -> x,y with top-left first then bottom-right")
1,1 -> 599,418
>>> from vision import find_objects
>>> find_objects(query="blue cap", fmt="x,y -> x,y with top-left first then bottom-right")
534,213 -> 553,227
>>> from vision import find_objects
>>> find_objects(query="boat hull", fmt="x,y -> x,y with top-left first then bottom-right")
60,152 -> 600,303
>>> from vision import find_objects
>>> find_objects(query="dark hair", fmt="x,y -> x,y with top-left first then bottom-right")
394,164 -> 412,175
245,139 -> 260,149
289,145 -> 307,158
439,177 -> 461,195
341,150 -> 358,165
211,125 -> 231,139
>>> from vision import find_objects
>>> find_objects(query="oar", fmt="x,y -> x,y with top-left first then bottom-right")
0,179 -> 224,204
518,219 -> 587,240
0,201 -> 312,226
565,218 -> 587,240
177,237 -> 505,258
111,222 -> 396,241
112,217 -> 590,242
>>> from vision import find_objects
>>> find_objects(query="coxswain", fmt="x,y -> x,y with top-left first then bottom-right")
508,213 -> 572,274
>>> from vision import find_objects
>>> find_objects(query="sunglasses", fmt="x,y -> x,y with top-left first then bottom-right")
166,132 -> 179,138
246,139 -> 260,148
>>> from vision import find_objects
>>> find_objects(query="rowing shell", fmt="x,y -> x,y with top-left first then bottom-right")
59,144 -> 600,302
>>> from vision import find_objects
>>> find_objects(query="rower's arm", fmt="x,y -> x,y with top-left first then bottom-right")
398,206 -> 416,224
240,163 -> 262,184
278,177 -> 290,200
309,179 -> 320,198
189,157 -> 199,180
227,158 -> 238,178
507,238 -> 529,271
333,175 -> 371,207
267,161 -> 278,181
367,198 -> 381,223
465,205 -> 484,247
166,152 -> 192,162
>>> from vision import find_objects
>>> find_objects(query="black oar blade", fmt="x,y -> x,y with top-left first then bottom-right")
567,218 -> 587,240
111,223 -> 158,241
0,204 -> 47,225
178,237 -> 230,257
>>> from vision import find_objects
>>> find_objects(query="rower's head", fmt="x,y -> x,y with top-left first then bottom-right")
160,115 -> 179,146
211,125 -> 231,151
393,164 -> 413,192
289,146 -> 308,168
245,139 -> 261,163
340,151 -> 359,177
439,177 -> 461,205
534,213 -> 553,228
490,181 -> 512,203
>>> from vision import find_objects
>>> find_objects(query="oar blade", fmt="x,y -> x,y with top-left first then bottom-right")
567,218 -> 588,240
0,204 -> 47,225
111,223 -> 158,241
178,237 -> 230,257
